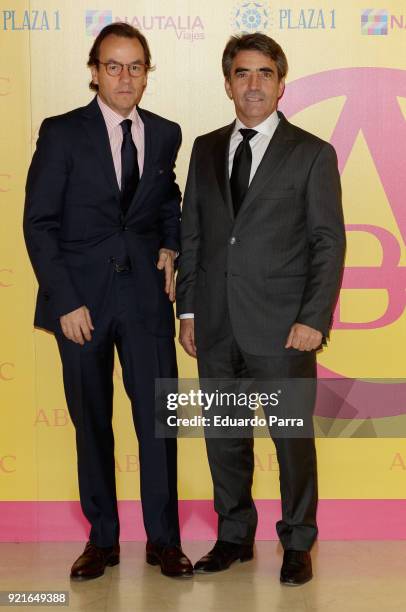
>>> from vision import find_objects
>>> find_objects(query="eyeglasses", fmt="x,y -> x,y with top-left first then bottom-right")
96,61 -> 147,78
233,69 -> 275,81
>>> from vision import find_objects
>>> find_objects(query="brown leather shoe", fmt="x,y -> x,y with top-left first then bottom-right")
280,550 -> 312,586
146,543 -> 193,578
70,541 -> 120,581
194,540 -> 253,573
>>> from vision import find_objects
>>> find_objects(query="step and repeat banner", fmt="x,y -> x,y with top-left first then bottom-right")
1,0 -> 405,540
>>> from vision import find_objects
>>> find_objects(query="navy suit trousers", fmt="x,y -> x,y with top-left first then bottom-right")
56,269 -> 180,547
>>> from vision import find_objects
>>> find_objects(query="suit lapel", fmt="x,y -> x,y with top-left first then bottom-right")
81,97 -> 121,202
131,106 -> 153,212
237,113 -> 297,217
213,122 -> 235,220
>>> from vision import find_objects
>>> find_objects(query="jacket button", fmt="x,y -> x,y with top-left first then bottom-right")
122,225 -> 128,231
229,236 -> 236,245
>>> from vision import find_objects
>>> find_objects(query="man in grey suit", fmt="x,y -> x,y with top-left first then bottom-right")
176,33 -> 345,584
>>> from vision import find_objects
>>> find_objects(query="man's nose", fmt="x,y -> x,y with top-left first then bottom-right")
247,71 -> 261,88
119,66 -> 131,82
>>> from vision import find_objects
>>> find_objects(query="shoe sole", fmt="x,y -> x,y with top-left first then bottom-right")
194,553 -> 254,574
161,570 -> 194,579
280,575 -> 313,587
70,571 -> 105,581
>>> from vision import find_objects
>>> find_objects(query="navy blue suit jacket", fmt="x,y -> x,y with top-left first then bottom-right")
24,97 -> 181,336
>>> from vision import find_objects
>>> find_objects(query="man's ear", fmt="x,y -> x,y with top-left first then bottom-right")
224,78 -> 233,100
90,65 -> 99,87
278,77 -> 286,100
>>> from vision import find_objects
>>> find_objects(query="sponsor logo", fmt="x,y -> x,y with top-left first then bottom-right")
34,409 -> 70,427
231,3 -> 336,32
361,9 -> 387,35
1,10 -> 61,31
115,455 -> 139,472
86,11 -> 205,41
361,9 -> 406,35
231,1 -> 271,32
279,7 -> 336,29
85,9 -> 112,36
282,67 -> 406,384
283,67 -> 406,332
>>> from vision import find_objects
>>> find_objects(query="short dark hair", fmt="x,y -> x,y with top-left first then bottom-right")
87,22 -> 154,91
222,33 -> 288,81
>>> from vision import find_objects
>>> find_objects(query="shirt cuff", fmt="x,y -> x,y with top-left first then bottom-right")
179,313 -> 194,319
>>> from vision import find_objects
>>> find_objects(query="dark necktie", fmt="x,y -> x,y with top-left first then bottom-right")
230,128 -> 258,216
120,119 -> 139,216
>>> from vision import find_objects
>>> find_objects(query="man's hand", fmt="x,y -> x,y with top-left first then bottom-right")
179,319 -> 197,358
285,323 -> 322,351
157,248 -> 176,302
60,306 -> 94,346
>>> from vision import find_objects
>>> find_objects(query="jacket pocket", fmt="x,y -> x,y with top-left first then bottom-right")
266,274 -> 306,295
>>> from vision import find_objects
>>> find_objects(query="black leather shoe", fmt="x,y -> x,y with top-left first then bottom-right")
70,541 -> 120,581
146,543 -> 193,578
194,540 -> 253,573
280,550 -> 312,586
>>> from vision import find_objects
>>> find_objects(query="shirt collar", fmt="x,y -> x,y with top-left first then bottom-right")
233,110 -> 279,137
97,95 -> 141,132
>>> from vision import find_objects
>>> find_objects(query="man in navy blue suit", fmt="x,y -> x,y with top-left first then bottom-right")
24,23 -> 193,580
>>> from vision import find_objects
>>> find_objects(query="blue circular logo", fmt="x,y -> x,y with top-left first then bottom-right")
232,2 -> 270,33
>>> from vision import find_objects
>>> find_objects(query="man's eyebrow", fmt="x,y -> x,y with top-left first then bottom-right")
233,66 -> 275,73
103,58 -> 143,63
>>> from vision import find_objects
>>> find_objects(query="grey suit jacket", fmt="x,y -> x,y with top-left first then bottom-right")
176,112 -> 346,357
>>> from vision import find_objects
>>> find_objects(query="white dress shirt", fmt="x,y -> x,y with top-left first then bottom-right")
180,111 -> 280,319
228,110 -> 279,182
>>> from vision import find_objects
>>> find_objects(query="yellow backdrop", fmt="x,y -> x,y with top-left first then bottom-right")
1,0 -> 405,511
